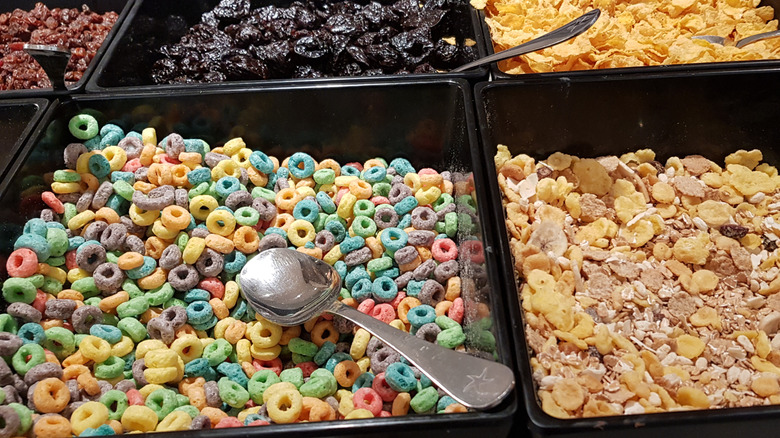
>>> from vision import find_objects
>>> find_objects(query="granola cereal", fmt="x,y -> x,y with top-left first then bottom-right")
496,146 -> 780,417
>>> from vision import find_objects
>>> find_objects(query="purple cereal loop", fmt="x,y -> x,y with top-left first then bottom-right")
373,208 -> 398,229
418,280 -> 445,306
124,234 -> 146,254
412,259 -> 436,280
40,209 -> 59,222
325,396 -> 339,412
1,385 -> 19,405
159,245 -> 183,271
436,203 -> 456,221
256,403 -> 268,417
114,380 -> 136,392
91,181 -> 114,210
370,348 -> 400,374
441,171 -> 451,182
132,359 -> 148,387
204,152 -> 230,168
387,167 -> 397,176
175,188 -> 189,209
63,143 -> 88,170
98,380 -> 113,397
45,299 -> 77,320
118,136 -> 143,160
314,230 -> 335,253
239,168 -> 249,186
366,337 -> 385,358
121,217 -> 147,237
345,247 -> 372,267
6,303 -> 41,323
133,185 -> 174,210
391,175 -> 403,185
190,415 -> 211,430
434,260 -> 459,283
147,318 -> 175,345
62,400 -> 86,419
134,167 -> 149,182
168,265 -> 199,291
389,184 -> 413,204
71,305 -> 104,334
23,363 -> 63,387
195,249 -> 224,278
100,223 -> 128,252
26,382 -> 37,410
257,234 -> 287,253
159,306 -> 187,328
83,221 -> 108,242
190,227 -> 210,239
57,193 -> 81,204
67,380 -> 81,402
251,197 -> 276,222
225,191 -> 252,210
204,380 -> 221,407
333,315 -> 356,334
11,375 -> 26,395
274,177 -> 289,192
76,243 -> 107,273
394,271 -> 414,289
335,342 -> 351,354
407,230 -> 436,247
0,334 -> 22,359
410,206 -> 436,230
162,133 -> 186,159
0,405 -> 21,438
93,262 -> 125,294
393,246 -> 418,265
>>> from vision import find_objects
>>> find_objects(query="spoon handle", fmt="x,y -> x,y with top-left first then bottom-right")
450,8 -> 601,73
736,29 -> 780,48
22,44 -> 71,91
331,302 -> 514,410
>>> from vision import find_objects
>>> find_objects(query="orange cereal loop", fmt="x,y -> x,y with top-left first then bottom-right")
442,180 -> 454,195
397,297 -> 421,324
233,226 -> 259,254
148,163 -> 173,186
77,372 -> 100,396
334,360 -> 361,388
188,386 -> 207,410
273,213 -> 294,231
299,397 -> 336,422
161,205 -> 191,231
476,302 -> 490,319
95,207 -> 120,224
62,352 -> 89,367
303,316 -> 320,333
34,378 -> 70,413
41,319 -> 64,330
365,237 -> 383,259
144,237 -> 168,259
310,320 -> 339,347
280,157 -> 290,168
137,267 -> 167,290
209,298 -> 229,320
141,307 -> 163,324
99,291 -> 129,314
140,144 -> 156,166
275,188 -> 301,211
363,159 -> 385,170
205,234 -> 234,254
445,277 -> 461,301
175,324 -> 196,338
341,298 -> 358,309
79,173 -> 99,192
269,155 -> 280,172
200,407 -> 228,427
133,181 -> 156,194
316,158 -> 341,176
392,392 -> 411,416
178,152 -> 202,169
296,178 -> 316,189
62,365 -> 90,381
44,350 -> 61,366
420,173 -> 443,190
434,300 -> 452,317
241,361 -> 256,378
444,403 -> 467,413
225,321 -> 247,344
211,146 -> 224,154
297,246 -> 322,259
247,167 -> 269,187
170,164 -> 190,187
117,252 -> 144,270
279,325 -> 302,345
178,377 -> 206,395
33,414 -> 71,438
108,420 -> 123,435
348,179 -> 372,199
399,256 -> 421,273
416,246 -> 432,261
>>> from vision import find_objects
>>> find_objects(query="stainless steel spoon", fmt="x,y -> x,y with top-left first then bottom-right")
19,44 -> 71,91
692,30 -> 780,48
238,248 -> 515,410
451,8 -> 601,72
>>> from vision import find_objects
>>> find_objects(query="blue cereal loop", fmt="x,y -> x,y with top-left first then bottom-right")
100,123 -> 125,138
407,304 -> 436,329
14,233 -> 50,261
185,139 -> 209,156
224,251 -> 247,274
276,167 -> 289,180
352,372 -> 374,392
229,299 -> 248,320
385,362 -> 417,392
293,199 -> 320,222
339,236 -> 365,254
287,152 -> 315,179
379,227 -> 407,253
398,213 -> 412,229
216,177 -> 241,198
341,166 -> 360,177
394,196 -> 418,215
187,167 -> 211,186
17,323 -> 45,345
362,166 -> 387,183
344,266 -> 370,289
23,218 -> 47,237
90,324 -> 123,344
389,158 -> 415,176
325,352 -> 352,374
315,192 -> 336,214
125,256 -> 157,280
100,131 -> 123,149
333,261 -> 348,279
186,301 -> 214,325
88,154 -> 111,178
191,315 -> 218,331
184,289 -> 210,303
407,279 -> 425,297
111,171 -> 134,184
264,227 -> 288,241
217,362 -> 249,388
372,277 -> 398,302
350,278 -> 373,302
325,220 -> 346,243
249,151 -> 275,174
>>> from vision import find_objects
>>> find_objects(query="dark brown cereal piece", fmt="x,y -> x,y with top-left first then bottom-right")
205,152 -> 230,168
25,383 -> 37,410
162,133 -> 186,159
100,223 -> 128,252
190,227 -> 210,239
407,230 -> 435,247
83,221 -> 108,242
64,143 -> 88,170
76,243 -> 106,273
257,233 -> 287,253
6,303 -> 41,323
0,405 -> 21,438
45,299 -> 77,320
252,197 -> 277,222
62,401 -> 86,419
345,247 -> 372,267
24,363 -> 62,387
720,224 -> 749,239
434,260 -> 458,283
66,380 -> 81,403
191,415 -> 212,430
394,246 -> 418,265
394,271 -> 414,289
132,359 -> 148,387
195,249 -> 224,277
418,280 -> 445,306
204,381 -> 221,407
0,334 -> 22,358
168,264 -> 200,292
412,259 -> 436,280
672,176 -> 705,198
366,337 -> 385,358
388,184 -> 412,204
132,185 -> 174,210
159,245 -> 183,271
681,155 -> 713,176
333,314 -> 356,334
71,305 -> 104,334
225,191 -> 253,210
238,168 -> 249,186
92,181 -> 115,210
1,385 -> 20,405
175,188 -> 189,209
124,234 -> 146,254
314,230 -> 335,253
415,322 -> 441,343
93,263 -> 125,294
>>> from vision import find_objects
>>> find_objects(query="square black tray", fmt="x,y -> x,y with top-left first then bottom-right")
0,98 -> 48,181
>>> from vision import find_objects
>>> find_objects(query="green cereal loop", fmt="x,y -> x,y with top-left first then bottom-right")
313,213 -> 328,232
100,390 -> 129,421
353,199 -> 375,218
432,193 -> 454,212
313,168 -> 335,185
122,279 -> 143,299
118,317 -> 148,342
300,368 -> 337,398
234,206 -> 260,226
218,377 -> 250,408
174,405 -> 200,419
46,228 -> 69,256
251,186 -> 276,202
145,389 -> 177,421
280,367 -> 304,389
203,338 -> 232,366
324,214 -> 346,228
175,394 -> 189,407
2,278 -> 36,304
444,212 -> 458,237
46,256 -> 66,268
0,314 -> 18,334
102,313 -> 119,327
43,327 -> 76,358
113,180 -> 135,201
72,276 -> 100,298
436,326 -> 466,349
188,182 -> 209,199
247,369 -> 281,404
146,283 -> 174,306
473,316 -> 493,331
116,296 -> 150,319
206,182 -> 219,199
410,386 -> 439,413
106,252 -> 120,264
373,182 -> 391,197
94,355 -> 126,379
53,169 -> 82,183
84,297 -> 101,307
23,274 -> 44,288
457,195 -> 477,213
63,203 -> 77,226
41,276 -> 63,295
288,338 -> 318,357
435,315 -> 459,330
12,343 -> 45,375
291,353 -> 313,364
8,403 -> 32,435
469,329 -> 497,351
0,387 -> 4,404
68,114 -> 99,140
164,298 -> 187,309
176,232 -> 189,251
366,256 -> 392,273
351,216 -> 377,238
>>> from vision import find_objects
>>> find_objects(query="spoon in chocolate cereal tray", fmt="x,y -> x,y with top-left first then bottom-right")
450,8 -> 601,72
239,248 -> 515,410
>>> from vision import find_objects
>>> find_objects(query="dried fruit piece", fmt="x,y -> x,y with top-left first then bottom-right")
719,224 -> 748,239
528,221 -> 568,257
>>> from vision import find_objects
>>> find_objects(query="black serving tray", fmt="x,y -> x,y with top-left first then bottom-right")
85,0 -> 488,93
478,0 -> 780,81
475,71 -> 780,438
0,98 -> 48,181
0,79 -> 517,438
0,0 -> 135,97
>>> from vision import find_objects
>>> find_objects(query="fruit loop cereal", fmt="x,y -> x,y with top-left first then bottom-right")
474,0 -> 780,74
0,111 -> 498,436
496,146 -> 780,417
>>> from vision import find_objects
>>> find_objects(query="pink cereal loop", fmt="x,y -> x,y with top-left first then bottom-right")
448,297 -> 464,324
432,238 -> 458,263
41,191 -> 65,214
345,162 -> 363,171
357,299 -> 375,315
353,387 -> 382,416
370,196 -> 390,206
370,303 -> 395,324
418,168 -> 438,176
389,291 -> 406,309
295,361 -> 317,378
371,372 -> 399,402
461,240 -> 484,264
6,248 -> 39,277
122,158 -> 142,173
335,187 -> 350,204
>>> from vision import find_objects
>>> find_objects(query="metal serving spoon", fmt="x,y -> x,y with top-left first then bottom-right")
692,30 -> 780,48
238,248 -> 515,410
451,8 -> 601,72
9,43 -> 71,91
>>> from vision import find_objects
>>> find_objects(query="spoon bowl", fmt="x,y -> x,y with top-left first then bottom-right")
239,248 -> 515,410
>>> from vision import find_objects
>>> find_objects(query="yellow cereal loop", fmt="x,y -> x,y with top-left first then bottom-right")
205,209 -> 236,236
111,336 -> 135,357
224,281 -> 240,308
287,219 -> 316,247
349,329 -> 370,360
68,210 -> 96,231
415,186 -> 441,205
128,205 -> 159,226
122,405 -> 158,433
135,340 -> 167,359
156,411 -> 192,432
141,127 -> 157,146
249,318 -> 283,348
250,344 -> 282,361
79,336 -> 111,363
223,137 -> 246,156
403,173 -> 421,192
151,219 -> 179,240
76,151 -> 97,174
231,148 -> 253,168
102,146 -> 128,171
337,193 -> 357,219
266,388 -> 303,424
51,182 -> 81,194
345,409 -> 374,419
190,195 -> 219,221
213,159 -> 241,180
182,237 -> 206,264
236,339 -> 252,363
170,335 -> 204,364
71,402 -> 109,435
296,186 -> 316,198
